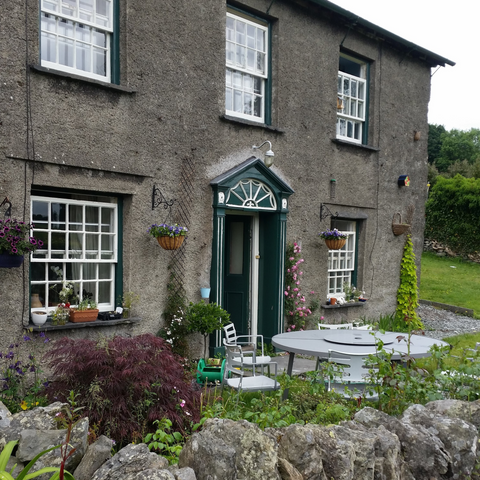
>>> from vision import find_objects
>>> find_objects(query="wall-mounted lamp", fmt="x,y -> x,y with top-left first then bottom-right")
253,141 -> 274,168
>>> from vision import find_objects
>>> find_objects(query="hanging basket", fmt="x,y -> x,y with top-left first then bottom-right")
157,235 -> 185,250
392,213 -> 411,236
324,238 -> 346,250
0,254 -> 24,268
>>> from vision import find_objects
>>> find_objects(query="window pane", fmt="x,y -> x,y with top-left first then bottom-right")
86,206 -> 99,231
229,222 -> 243,274
82,281 -> 96,300
93,47 -> 106,76
61,0 -> 76,16
101,208 -> 114,232
83,263 -> 96,280
225,87 -> 232,110
244,93 -> 252,115
234,90 -> 242,112
226,41 -> 234,64
98,281 -> 111,304
236,20 -> 245,45
226,16 -> 234,40
256,29 -> 264,51
99,263 -> 111,279
79,0 -> 94,22
31,262 -> 46,282
256,52 -> 265,74
247,24 -> 255,48
59,37 -> 74,67
51,232 -> 66,256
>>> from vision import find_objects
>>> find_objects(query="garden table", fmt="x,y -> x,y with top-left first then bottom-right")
272,329 -> 449,399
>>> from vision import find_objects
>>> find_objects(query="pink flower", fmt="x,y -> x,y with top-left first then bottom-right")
287,286 -> 290,290
291,325 -> 295,329
293,288 -> 299,292
289,311 -> 293,316
310,291 -> 315,294
299,312 -> 303,317
284,291 -> 288,296
289,257 -> 294,261
296,281 -> 300,285
299,272 -> 303,275
180,400 -> 185,408
320,316 -> 325,321
287,328 -> 291,332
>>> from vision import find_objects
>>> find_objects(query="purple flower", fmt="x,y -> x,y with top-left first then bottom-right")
23,335 -> 31,341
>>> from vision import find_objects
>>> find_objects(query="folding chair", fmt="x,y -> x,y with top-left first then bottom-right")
223,344 -> 279,393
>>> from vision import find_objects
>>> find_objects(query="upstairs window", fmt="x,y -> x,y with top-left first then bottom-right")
336,54 -> 368,144
225,11 -> 269,123
40,0 -> 114,82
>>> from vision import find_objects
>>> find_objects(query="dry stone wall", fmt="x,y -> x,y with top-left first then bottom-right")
1,400 -> 479,479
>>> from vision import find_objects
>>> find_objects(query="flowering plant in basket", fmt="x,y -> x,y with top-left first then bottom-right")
318,228 -> 347,240
148,223 -> 188,238
0,218 -> 43,255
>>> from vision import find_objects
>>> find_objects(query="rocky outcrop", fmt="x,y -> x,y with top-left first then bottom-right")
1,400 -> 479,479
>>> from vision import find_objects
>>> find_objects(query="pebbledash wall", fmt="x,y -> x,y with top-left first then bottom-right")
0,0 -> 453,352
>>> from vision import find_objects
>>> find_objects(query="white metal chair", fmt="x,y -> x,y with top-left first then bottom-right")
223,323 -> 272,366
318,322 -> 353,330
326,349 -> 378,400
315,323 -> 353,370
223,344 -> 279,393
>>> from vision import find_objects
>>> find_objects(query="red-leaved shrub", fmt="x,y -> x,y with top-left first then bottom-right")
44,334 -> 200,445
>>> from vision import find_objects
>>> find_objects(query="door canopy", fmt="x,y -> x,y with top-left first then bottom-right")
210,157 -> 294,213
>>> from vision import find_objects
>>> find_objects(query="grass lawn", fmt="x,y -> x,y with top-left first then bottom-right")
420,251 -> 480,318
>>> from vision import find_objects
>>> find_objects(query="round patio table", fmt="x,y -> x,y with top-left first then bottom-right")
272,329 -> 449,378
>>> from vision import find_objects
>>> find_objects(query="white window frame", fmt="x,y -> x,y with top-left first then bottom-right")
40,0 -> 113,82
336,55 -> 367,145
225,11 -> 268,123
327,220 -> 356,298
30,195 -> 118,312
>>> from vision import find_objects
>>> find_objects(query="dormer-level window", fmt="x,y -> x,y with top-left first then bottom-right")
225,11 -> 269,124
336,54 -> 368,144
40,0 -> 114,83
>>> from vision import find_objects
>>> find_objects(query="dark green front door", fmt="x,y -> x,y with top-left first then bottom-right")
224,215 -> 251,337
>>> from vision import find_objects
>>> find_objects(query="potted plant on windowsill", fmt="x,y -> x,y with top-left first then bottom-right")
69,298 -> 99,323
0,218 -> 44,268
319,228 -> 348,250
148,223 -> 188,250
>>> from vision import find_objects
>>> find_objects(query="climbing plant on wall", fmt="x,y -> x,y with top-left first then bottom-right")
395,235 -> 423,330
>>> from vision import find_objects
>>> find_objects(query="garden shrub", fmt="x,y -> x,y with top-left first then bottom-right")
425,174 -> 480,254
44,334 -> 201,446
395,235 -> 423,330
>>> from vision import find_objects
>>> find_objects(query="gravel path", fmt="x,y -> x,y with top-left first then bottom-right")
418,304 -> 480,340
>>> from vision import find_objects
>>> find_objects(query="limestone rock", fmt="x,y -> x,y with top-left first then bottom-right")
17,417 -> 89,472
179,418 -> 280,480
92,443 -> 169,480
167,465 -> 197,480
74,435 -> 114,480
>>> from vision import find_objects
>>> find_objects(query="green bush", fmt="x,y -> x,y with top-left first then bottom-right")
425,175 -> 480,254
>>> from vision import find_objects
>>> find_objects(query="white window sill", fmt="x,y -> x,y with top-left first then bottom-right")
321,302 -> 366,309
331,138 -> 379,151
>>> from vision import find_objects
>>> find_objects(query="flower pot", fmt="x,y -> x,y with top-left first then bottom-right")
200,287 -> 211,299
69,308 -> 99,323
330,297 -> 337,305
325,238 -> 346,250
157,235 -> 185,250
0,254 -> 24,268
31,311 -> 48,326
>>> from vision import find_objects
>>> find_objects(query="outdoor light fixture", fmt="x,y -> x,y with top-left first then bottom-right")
253,141 -> 274,168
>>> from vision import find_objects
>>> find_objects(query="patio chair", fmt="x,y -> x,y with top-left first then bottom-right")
315,323 -> 353,370
223,344 -> 279,393
222,338 -> 272,375
326,349 -> 378,400
223,323 -> 271,365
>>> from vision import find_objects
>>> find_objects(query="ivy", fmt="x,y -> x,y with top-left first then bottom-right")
395,235 -> 423,330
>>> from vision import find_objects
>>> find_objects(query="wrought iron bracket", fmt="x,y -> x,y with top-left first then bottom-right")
319,203 -> 338,222
152,185 -> 176,211
0,197 -> 12,218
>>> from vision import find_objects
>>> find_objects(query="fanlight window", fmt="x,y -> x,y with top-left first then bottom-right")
226,179 -> 276,210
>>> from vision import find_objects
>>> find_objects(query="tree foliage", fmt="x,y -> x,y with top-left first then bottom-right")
425,175 -> 480,254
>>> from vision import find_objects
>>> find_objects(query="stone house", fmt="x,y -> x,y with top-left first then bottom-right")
0,0 -> 453,354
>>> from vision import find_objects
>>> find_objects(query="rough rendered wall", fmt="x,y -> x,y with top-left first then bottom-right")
0,0 -> 430,349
